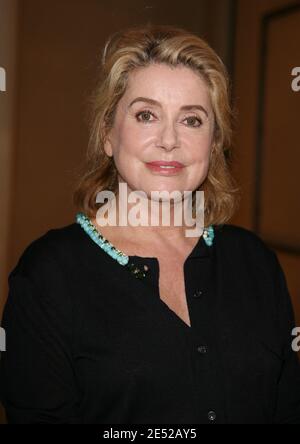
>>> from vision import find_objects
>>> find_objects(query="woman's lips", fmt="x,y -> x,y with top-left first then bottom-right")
145,161 -> 185,175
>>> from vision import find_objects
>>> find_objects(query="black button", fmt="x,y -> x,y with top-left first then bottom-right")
208,411 -> 217,422
193,290 -> 203,298
197,345 -> 208,354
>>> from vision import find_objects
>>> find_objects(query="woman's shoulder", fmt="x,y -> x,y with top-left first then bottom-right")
215,222 -> 263,238
9,222 -> 86,280
214,223 -> 277,266
214,222 -> 273,247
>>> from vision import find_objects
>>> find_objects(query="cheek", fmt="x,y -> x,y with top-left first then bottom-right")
189,134 -> 212,163
110,138 -> 133,166
188,154 -> 211,189
117,124 -> 146,157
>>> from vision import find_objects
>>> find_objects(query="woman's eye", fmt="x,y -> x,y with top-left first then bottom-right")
135,110 -> 155,123
184,116 -> 203,127
135,110 -> 203,127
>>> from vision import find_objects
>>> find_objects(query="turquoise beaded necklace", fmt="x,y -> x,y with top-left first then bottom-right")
76,212 -> 214,279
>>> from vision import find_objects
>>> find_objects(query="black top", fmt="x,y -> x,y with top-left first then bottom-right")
0,220 -> 300,424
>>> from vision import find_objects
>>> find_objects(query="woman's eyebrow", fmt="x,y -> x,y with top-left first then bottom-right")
128,96 -> 208,117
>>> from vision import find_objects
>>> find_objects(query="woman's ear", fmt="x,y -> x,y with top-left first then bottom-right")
103,133 -> 113,158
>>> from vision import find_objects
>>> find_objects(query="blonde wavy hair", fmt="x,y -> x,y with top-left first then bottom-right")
73,24 -> 240,227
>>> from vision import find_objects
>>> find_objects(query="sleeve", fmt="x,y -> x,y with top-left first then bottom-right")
0,249 -> 81,424
271,252 -> 300,424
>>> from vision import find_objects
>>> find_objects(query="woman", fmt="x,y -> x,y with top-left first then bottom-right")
1,24 -> 300,424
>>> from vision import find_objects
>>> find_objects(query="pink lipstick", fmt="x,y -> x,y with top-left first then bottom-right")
145,161 -> 185,175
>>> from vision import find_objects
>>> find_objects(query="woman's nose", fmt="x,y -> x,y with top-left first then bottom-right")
156,121 -> 180,151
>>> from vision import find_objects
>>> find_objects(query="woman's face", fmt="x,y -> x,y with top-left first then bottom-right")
104,63 -> 215,200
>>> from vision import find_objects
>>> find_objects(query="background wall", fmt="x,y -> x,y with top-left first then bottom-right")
232,0 -> 300,330
0,0 -> 236,424
0,0 -> 19,335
